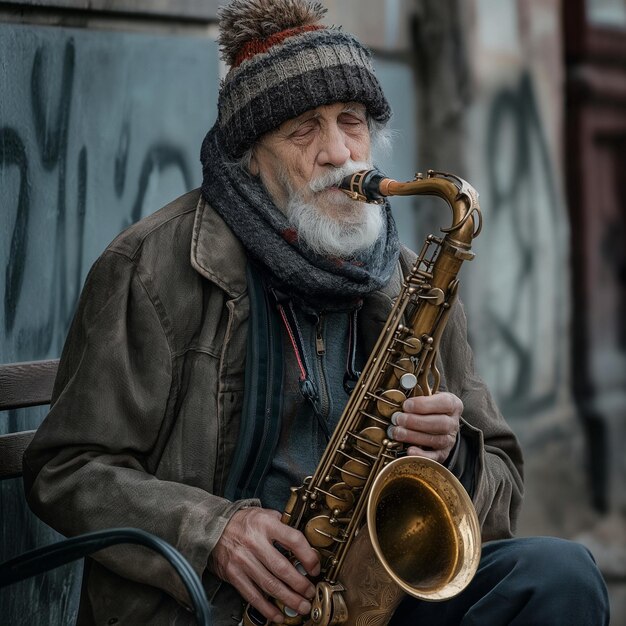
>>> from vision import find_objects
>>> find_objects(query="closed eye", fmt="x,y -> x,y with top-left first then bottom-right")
340,113 -> 364,124
289,120 -> 317,139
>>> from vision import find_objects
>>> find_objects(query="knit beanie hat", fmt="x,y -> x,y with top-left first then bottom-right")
214,0 -> 391,158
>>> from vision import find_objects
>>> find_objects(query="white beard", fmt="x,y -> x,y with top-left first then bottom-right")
285,161 -> 385,259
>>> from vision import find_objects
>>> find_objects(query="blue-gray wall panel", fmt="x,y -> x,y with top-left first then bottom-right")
1,23 -> 217,363
0,23 -> 217,624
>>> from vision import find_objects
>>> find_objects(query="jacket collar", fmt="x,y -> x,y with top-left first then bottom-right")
191,190 -> 412,308
191,192 -> 248,298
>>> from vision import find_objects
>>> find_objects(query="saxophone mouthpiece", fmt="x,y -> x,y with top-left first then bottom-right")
339,169 -> 388,204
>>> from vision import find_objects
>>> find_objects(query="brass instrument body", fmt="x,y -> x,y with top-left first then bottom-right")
245,170 -> 483,626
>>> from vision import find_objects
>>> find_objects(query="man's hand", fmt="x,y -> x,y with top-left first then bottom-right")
210,507 -> 320,624
388,391 -> 462,464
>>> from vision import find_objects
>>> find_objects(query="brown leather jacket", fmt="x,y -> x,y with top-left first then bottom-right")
23,189 -> 523,625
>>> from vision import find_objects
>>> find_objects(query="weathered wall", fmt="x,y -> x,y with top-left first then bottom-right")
1,25 -> 218,364
467,0 -> 569,419
410,0 -> 625,619
412,0 -> 590,529
0,19 -> 218,623
411,0 -> 572,421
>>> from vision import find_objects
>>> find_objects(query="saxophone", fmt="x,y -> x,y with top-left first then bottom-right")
244,170 -> 483,626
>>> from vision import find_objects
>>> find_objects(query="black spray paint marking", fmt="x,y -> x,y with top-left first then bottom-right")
1,128 -> 30,334
484,72 -> 561,413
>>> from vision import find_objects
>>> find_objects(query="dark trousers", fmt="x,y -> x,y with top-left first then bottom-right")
389,537 -> 610,625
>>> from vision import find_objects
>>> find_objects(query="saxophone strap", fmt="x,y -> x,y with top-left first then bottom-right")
223,264 -> 285,501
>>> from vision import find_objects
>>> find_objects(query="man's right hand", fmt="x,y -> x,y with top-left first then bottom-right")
209,507 -> 321,624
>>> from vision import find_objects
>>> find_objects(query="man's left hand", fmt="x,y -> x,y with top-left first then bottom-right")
388,391 -> 462,464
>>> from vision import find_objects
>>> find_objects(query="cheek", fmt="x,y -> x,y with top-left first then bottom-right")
259,165 -> 290,209
290,164 -> 311,188
350,134 -> 372,162
298,143 -> 318,172
288,156 -> 316,191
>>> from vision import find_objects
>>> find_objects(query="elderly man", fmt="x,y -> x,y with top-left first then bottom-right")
24,1 -> 609,625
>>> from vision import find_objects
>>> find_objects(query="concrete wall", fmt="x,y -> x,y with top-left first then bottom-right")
411,0 -> 624,619
1,25 -> 218,364
0,15 -> 218,623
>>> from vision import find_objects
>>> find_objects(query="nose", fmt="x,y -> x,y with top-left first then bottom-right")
317,124 -> 351,167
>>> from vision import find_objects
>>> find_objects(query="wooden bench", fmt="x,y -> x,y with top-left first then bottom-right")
0,358 -> 59,480
0,358 -> 211,624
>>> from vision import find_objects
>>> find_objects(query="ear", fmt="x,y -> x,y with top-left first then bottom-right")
249,151 -> 260,176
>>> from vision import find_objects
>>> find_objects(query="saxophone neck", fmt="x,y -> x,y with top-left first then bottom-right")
339,169 -> 482,243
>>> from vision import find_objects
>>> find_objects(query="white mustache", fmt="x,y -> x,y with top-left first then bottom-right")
308,160 -> 373,193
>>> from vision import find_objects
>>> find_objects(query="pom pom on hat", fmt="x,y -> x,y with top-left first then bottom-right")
218,0 -> 327,67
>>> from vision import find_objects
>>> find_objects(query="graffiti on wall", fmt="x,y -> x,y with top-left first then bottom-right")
0,24 -> 217,625
1,33 -> 212,361
3,40 -> 86,357
469,72 -> 568,417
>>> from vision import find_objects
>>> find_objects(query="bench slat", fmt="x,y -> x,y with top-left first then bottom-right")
0,431 -> 36,479
0,360 -> 59,411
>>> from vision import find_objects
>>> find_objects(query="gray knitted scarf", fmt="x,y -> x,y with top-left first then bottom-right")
200,127 -> 400,311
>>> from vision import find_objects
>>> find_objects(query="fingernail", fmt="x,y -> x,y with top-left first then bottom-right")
299,600 -> 312,615
387,425 -> 395,440
391,411 -> 401,425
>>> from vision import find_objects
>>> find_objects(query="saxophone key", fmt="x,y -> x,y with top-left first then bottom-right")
321,482 -> 354,513
374,389 -> 407,417
304,515 -> 341,548
338,458 -> 370,487
391,357 -> 416,382
400,373 -> 419,391
274,600 -> 303,625
394,336 -> 422,355
354,426 -> 386,455
418,287 -> 446,305
308,582 -> 348,626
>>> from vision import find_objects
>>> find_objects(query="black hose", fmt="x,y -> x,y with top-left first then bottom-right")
0,527 -> 210,626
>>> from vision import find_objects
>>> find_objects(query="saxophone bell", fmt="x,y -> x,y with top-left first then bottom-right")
367,456 -> 481,600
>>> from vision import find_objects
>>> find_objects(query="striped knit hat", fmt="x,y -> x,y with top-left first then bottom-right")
214,0 -> 391,157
